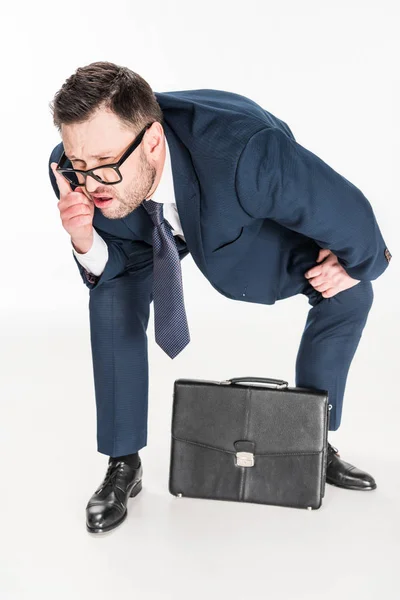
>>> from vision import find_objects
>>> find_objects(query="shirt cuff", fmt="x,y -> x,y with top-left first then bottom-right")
72,229 -> 109,276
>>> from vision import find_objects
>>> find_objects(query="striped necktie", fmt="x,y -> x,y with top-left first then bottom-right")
142,199 -> 190,358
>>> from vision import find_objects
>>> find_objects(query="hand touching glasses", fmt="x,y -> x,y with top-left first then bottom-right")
50,162 -> 95,254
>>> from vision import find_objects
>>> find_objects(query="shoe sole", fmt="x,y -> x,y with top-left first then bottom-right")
86,479 -> 143,534
326,479 -> 377,491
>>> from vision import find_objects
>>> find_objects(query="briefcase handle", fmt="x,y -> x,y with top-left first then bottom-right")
222,377 -> 289,389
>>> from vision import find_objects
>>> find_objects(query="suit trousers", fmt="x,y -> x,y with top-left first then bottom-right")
87,237 -> 374,456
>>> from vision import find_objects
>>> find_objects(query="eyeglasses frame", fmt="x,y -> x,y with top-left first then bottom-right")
55,121 -> 156,186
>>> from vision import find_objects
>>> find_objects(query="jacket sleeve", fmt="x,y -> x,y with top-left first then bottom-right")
235,126 -> 392,281
70,228 -> 151,290
48,148 -> 150,290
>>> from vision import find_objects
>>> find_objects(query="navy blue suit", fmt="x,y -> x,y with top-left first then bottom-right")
48,89 -> 391,456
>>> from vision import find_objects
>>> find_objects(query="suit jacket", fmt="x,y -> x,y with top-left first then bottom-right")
48,88 -> 391,305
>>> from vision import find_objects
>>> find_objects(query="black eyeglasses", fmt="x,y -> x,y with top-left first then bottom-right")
56,121 -> 155,186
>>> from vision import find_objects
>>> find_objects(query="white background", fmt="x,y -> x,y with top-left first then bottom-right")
1,0 -> 399,598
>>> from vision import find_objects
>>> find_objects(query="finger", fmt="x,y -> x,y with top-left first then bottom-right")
312,281 -> 331,293
50,162 -> 72,197
308,275 -> 328,287
316,248 -> 331,262
321,287 -> 337,298
58,192 -> 93,215
305,267 -> 323,279
62,203 -> 92,219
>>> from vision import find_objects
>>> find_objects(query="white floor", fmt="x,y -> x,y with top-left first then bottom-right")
2,253 -> 399,600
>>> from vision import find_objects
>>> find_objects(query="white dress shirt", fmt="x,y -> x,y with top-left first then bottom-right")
72,135 -> 185,276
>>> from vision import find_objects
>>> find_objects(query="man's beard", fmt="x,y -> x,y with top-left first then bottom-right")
99,150 -> 157,220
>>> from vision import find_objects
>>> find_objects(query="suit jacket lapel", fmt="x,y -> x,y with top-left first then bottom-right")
163,121 -> 207,275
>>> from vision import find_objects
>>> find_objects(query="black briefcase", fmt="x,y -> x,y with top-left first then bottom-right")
168,377 -> 331,510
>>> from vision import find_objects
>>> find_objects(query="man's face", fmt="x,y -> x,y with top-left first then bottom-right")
61,107 -> 164,219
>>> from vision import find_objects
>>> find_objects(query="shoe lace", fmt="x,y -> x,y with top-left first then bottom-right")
96,460 -> 125,494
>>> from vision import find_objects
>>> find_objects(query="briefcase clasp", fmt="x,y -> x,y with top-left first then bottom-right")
236,451 -> 254,467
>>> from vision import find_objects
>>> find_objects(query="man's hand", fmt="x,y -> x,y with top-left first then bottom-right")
50,162 -> 95,252
304,248 -> 361,298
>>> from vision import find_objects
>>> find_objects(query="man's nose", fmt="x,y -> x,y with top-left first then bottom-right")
84,174 -> 102,193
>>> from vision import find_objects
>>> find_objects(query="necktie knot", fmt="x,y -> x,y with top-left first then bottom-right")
142,199 -> 164,226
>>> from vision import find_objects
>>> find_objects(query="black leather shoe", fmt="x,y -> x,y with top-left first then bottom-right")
326,443 -> 377,491
86,457 -> 143,533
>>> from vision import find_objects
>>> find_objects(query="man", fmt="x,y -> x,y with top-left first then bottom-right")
48,61 -> 391,534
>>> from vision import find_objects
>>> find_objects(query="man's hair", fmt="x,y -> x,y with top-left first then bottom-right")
49,61 -> 164,134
